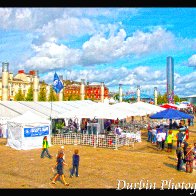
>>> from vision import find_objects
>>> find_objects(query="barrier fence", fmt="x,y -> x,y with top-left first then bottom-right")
51,132 -> 141,150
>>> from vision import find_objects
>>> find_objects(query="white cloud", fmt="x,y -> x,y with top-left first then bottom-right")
19,42 -> 81,72
126,27 -> 176,55
0,8 -> 64,30
0,8 -> 136,38
42,65 -> 166,92
61,8 -> 139,18
0,8 -> 12,28
80,27 -> 177,65
22,27 -> 178,71
36,17 -> 96,43
174,71 -> 196,96
1,8 -> 195,98
35,63 -> 196,97
188,54 -> 196,67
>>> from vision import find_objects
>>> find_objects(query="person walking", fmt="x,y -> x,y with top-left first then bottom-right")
51,152 -> 69,186
176,143 -> 185,171
70,149 -> 80,177
40,136 -> 52,159
56,146 -> 65,160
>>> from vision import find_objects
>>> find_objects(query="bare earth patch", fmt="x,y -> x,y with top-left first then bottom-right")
0,118 -> 196,190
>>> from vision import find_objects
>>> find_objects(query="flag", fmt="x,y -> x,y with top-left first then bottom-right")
53,72 -> 64,94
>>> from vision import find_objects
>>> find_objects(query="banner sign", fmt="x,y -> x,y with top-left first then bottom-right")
24,126 -> 49,137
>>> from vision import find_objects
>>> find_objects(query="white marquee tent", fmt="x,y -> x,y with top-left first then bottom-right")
111,101 -> 165,116
7,111 -> 51,150
111,102 -> 145,116
129,101 -> 166,115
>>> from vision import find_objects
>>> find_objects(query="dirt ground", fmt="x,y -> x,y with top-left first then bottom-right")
0,117 -> 196,190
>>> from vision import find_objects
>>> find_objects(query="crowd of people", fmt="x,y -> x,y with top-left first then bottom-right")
39,116 -> 195,188
147,120 -> 196,173
176,142 -> 196,173
40,136 -> 80,186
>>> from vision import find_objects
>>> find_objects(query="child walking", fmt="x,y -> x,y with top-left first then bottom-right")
70,149 -> 80,177
40,136 -> 52,159
51,152 -> 69,186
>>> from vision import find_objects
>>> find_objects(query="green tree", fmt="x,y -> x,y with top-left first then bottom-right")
63,95 -> 69,101
90,95 -> 96,101
157,93 -> 164,105
113,93 -> 119,101
157,92 -> 181,105
162,92 -> 168,103
174,95 -> 180,103
38,82 -> 47,101
14,88 -> 25,101
25,84 -> 33,101
48,86 -> 58,101
72,94 -> 80,101
67,94 -> 80,101
84,95 -> 89,100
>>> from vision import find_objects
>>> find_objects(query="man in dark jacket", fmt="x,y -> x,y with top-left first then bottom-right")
176,143 -> 185,171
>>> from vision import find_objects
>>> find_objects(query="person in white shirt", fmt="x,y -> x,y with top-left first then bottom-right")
160,129 -> 167,150
114,125 -> 122,135
156,130 -> 163,150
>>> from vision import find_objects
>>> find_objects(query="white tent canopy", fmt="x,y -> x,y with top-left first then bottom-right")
129,101 -> 166,115
111,102 -> 143,116
111,101 -> 165,116
7,111 -> 51,150
58,102 -> 128,120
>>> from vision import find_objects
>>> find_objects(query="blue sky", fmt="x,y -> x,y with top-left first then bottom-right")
0,8 -> 195,97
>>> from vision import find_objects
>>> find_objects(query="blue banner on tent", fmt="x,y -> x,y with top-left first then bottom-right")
24,126 -> 49,137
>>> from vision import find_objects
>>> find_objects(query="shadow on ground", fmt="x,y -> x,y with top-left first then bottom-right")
163,162 -> 176,170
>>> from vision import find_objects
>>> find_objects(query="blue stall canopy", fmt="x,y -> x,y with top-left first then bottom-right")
149,108 -> 194,120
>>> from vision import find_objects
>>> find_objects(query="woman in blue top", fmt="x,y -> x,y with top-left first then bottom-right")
51,152 -> 69,186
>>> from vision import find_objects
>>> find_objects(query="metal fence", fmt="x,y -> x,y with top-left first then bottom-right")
51,132 -> 141,150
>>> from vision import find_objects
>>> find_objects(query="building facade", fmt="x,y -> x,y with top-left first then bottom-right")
63,81 -> 109,101
0,63 -> 42,101
166,56 -> 174,103
0,62 -> 109,101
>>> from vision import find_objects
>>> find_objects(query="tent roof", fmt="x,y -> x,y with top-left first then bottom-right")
160,103 -> 178,109
0,100 -> 98,120
8,111 -> 51,124
149,108 -> 194,120
129,101 -> 165,115
111,101 -> 165,116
